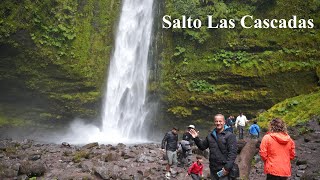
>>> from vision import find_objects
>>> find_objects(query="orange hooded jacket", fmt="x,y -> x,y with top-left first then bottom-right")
259,132 -> 295,177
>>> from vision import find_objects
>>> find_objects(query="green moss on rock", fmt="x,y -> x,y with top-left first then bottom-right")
159,0 -> 320,124
0,0 -> 121,125
257,90 -> 320,128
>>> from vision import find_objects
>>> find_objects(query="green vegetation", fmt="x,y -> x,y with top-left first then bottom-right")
73,150 -> 90,163
168,106 -> 192,118
257,90 -> 320,128
0,0 -> 319,128
160,0 -> 320,124
187,80 -> 215,93
0,113 -> 28,127
0,0 -> 121,125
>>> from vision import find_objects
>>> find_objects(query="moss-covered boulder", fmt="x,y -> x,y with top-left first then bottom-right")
0,0 -> 121,125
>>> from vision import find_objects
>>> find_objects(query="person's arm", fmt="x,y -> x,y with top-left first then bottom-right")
161,133 -> 168,149
235,118 -> 239,128
199,164 -> 203,176
188,133 -> 195,145
194,136 -> 209,151
189,129 -> 209,151
259,135 -> 269,162
176,134 -> 179,150
187,162 -> 195,175
224,133 -> 238,171
290,139 -> 295,160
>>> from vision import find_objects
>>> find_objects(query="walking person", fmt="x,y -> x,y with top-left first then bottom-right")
249,120 -> 260,139
189,114 -> 238,180
180,125 -> 195,167
161,127 -> 179,179
235,112 -> 249,139
186,156 -> 204,180
226,116 -> 235,133
260,118 -> 295,180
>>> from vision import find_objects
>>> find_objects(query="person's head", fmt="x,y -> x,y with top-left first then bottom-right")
172,127 -> 179,134
187,124 -> 195,130
269,118 -> 287,133
239,112 -> 243,116
214,114 -> 225,131
196,156 -> 203,163
253,120 -> 257,124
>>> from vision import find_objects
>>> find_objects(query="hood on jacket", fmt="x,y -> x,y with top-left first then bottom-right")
211,125 -> 231,139
269,132 -> 291,144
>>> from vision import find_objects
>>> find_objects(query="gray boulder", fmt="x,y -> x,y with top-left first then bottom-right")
19,161 -> 46,177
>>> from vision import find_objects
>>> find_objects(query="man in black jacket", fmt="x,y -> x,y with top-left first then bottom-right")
161,127 -> 179,179
189,114 -> 238,180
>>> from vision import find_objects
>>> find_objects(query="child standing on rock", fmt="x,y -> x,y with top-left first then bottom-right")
186,156 -> 204,180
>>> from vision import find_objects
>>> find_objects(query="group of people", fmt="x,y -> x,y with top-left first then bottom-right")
225,112 -> 260,140
161,113 -> 295,180
161,124 -> 197,179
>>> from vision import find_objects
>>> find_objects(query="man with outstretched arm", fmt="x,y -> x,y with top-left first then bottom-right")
189,114 -> 238,180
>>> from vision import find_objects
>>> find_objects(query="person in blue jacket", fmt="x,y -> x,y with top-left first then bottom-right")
249,120 -> 260,139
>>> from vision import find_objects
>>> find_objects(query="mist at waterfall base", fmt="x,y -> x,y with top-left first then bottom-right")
59,118 -> 152,144
60,0 -> 156,144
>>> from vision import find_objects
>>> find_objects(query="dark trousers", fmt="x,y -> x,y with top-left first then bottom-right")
266,174 -> 288,180
191,173 -> 201,180
210,169 -> 232,180
238,126 -> 244,139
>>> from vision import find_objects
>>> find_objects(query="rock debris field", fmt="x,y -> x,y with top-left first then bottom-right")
0,120 -> 320,180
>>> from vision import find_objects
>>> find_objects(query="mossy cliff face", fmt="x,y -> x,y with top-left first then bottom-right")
0,0 -> 120,125
158,0 -> 320,126
257,90 -> 320,128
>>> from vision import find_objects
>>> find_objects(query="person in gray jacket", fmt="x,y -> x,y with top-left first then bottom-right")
161,127 -> 179,179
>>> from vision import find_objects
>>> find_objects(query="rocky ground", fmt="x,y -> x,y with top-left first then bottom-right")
0,139 -> 214,180
0,120 -> 319,180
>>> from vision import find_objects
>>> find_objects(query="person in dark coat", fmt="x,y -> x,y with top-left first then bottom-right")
180,125 -> 196,166
161,127 -> 179,179
226,116 -> 235,133
189,114 -> 238,180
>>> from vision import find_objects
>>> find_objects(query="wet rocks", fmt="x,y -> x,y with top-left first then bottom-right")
0,139 -> 211,179
83,142 -> 99,149
19,161 -> 46,177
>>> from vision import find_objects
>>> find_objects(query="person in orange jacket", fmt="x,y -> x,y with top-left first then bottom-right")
186,156 -> 204,180
259,118 -> 295,180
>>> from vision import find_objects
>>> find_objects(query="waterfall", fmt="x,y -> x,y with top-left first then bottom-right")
101,0 -> 154,142
61,0 -> 155,144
